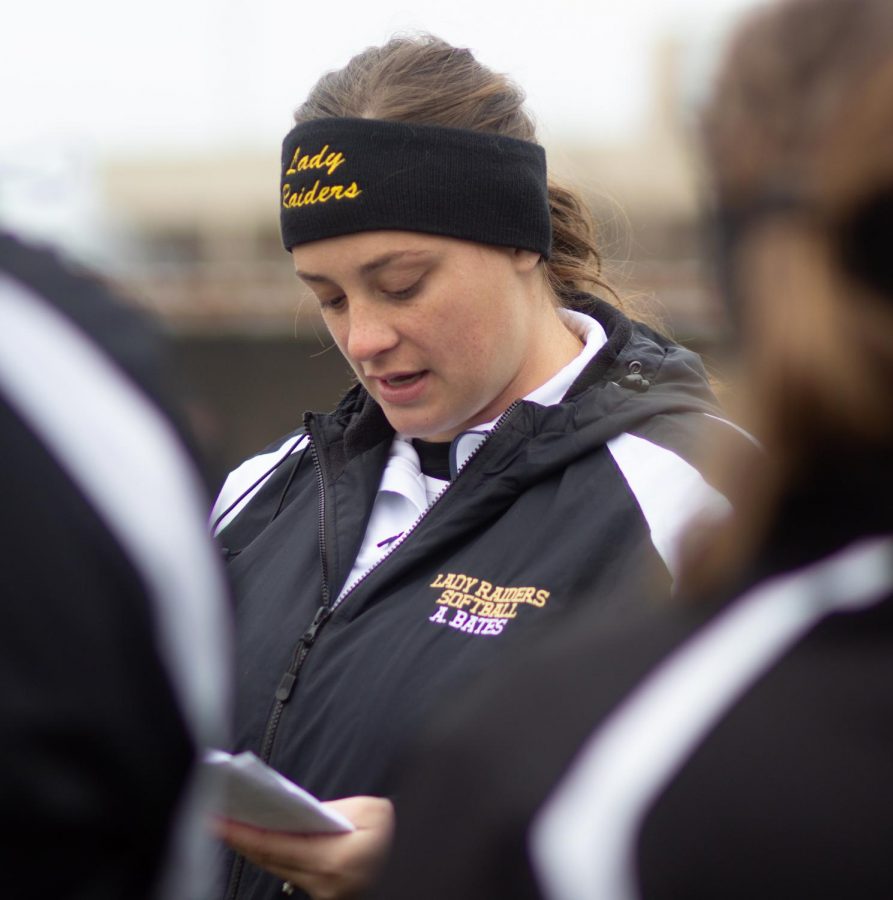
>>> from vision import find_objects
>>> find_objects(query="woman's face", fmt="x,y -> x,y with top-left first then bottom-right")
291,231 -> 551,441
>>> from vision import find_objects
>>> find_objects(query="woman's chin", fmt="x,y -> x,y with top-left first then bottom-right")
381,411 -> 458,443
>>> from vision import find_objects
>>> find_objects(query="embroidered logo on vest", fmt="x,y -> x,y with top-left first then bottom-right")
426,572 -> 551,637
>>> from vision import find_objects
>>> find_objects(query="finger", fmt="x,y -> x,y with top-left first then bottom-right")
217,820 -> 328,871
239,852 -> 303,888
324,795 -> 394,829
232,831 -> 340,898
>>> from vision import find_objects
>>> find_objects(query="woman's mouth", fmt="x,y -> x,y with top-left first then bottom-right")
384,372 -> 423,386
374,371 -> 429,404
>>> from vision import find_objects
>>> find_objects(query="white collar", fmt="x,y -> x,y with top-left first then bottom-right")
380,435 -> 430,514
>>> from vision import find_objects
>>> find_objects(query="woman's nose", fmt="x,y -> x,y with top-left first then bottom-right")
344,302 -> 399,362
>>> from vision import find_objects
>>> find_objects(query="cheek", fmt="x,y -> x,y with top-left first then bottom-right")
455,308 -> 506,362
422,317 -> 485,376
421,296 -> 494,353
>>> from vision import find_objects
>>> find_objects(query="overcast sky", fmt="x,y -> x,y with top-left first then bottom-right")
1,0 -> 766,259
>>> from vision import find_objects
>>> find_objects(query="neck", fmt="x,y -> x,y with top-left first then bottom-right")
528,301 -> 586,382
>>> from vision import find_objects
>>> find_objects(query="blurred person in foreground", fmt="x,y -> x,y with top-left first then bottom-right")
207,32 -> 755,900
0,231 -> 231,898
373,1 -> 893,897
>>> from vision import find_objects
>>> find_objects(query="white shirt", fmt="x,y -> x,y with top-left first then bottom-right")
337,309 -> 607,601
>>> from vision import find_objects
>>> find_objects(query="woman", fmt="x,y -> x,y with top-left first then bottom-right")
374,3 -> 893,898
211,35 -> 745,900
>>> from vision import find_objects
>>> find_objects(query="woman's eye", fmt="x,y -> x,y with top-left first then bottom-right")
384,281 -> 420,300
319,294 -> 347,313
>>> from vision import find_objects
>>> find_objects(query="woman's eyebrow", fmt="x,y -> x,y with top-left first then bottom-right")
295,250 -> 432,283
358,250 -> 430,275
294,270 -> 334,284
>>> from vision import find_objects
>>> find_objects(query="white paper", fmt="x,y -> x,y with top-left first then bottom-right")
202,749 -> 354,834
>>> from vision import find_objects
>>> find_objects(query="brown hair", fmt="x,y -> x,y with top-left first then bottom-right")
682,0 -> 893,592
293,34 -> 619,310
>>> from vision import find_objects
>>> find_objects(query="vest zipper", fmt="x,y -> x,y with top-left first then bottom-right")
257,414 -> 332,759
225,400 -> 521,900
225,416 -> 331,900
333,400 -> 523,608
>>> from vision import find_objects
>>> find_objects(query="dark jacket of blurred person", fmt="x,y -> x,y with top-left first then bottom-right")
0,231 -> 231,899
371,1 -> 893,898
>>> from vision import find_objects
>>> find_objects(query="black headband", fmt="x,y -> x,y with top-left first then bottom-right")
279,117 -> 552,257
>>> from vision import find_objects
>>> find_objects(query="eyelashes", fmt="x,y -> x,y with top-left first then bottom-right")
385,280 -> 421,300
316,278 -> 424,313
318,294 -> 347,312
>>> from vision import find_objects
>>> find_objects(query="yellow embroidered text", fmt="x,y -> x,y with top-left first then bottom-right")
429,573 -> 551,620
286,144 -> 346,176
282,180 -> 362,209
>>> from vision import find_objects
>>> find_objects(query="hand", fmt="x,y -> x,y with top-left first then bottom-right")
215,795 -> 395,900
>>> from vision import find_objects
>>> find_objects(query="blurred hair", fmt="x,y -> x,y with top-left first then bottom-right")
682,0 -> 893,591
293,34 -> 622,312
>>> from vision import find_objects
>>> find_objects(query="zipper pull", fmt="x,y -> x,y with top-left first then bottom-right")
302,605 -> 331,647
275,672 -> 297,701
274,606 -> 332,702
